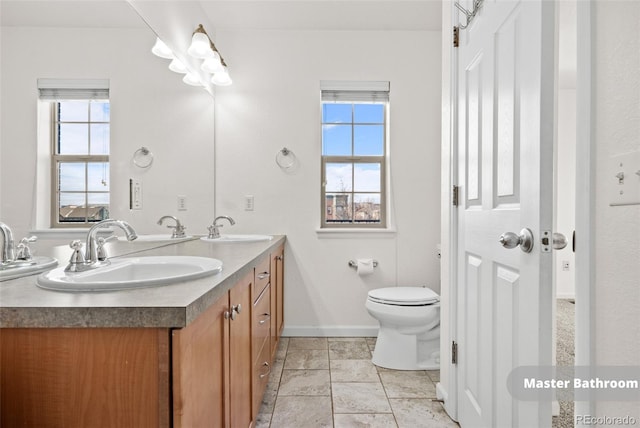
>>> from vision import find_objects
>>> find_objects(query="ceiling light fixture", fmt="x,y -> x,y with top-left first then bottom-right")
150,24 -> 232,90
151,37 -> 173,59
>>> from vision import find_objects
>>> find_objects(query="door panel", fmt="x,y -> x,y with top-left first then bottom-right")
456,0 -> 555,426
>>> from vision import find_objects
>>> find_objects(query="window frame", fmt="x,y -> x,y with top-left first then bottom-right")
50,101 -> 110,228
320,98 -> 388,229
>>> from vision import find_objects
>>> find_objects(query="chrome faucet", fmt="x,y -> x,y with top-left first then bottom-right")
0,222 -> 16,264
157,215 -> 186,238
65,219 -> 137,272
207,216 -> 235,239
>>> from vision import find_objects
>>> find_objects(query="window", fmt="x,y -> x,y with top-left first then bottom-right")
38,79 -> 110,228
321,82 -> 389,228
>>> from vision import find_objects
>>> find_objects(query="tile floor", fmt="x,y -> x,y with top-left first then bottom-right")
256,337 -> 460,428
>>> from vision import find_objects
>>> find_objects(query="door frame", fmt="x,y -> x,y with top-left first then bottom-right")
440,0 -> 595,423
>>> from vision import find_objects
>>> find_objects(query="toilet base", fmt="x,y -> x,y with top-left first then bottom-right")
371,326 -> 440,371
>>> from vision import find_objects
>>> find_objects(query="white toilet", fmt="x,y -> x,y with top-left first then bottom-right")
365,286 -> 440,370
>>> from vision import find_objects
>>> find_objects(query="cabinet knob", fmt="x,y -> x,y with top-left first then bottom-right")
258,313 -> 271,325
259,361 -> 271,379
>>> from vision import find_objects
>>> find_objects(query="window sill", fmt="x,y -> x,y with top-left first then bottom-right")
315,228 -> 397,239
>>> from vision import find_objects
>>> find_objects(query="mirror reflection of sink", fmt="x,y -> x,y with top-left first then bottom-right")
36,256 -> 222,292
117,234 -> 193,242
200,234 -> 273,243
0,256 -> 58,282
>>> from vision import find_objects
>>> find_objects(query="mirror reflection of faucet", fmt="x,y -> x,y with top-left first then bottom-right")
207,216 -> 236,239
1,222 -> 40,269
157,215 -> 187,239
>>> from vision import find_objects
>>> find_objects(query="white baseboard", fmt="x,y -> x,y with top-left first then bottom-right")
282,325 -> 379,337
556,293 -> 576,300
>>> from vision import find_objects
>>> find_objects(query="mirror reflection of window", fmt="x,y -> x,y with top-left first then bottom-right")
38,79 -> 110,228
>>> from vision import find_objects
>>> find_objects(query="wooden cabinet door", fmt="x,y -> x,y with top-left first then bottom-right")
229,271 -> 253,427
1,328 -> 170,428
172,296 -> 229,428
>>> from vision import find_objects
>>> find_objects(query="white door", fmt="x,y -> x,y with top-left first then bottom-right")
455,0 -> 555,427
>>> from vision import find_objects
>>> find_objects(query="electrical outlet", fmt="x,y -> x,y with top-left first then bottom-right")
562,261 -> 570,271
177,195 -> 187,211
245,195 -> 254,211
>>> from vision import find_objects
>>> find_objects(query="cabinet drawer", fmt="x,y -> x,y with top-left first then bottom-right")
252,284 -> 271,364
252,336 -> 272,418
253,257 -> 271,299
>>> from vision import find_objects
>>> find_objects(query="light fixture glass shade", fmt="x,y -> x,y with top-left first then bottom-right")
211,67 -> 232,86
201,54 -> 224,73
151,38 -> 173,59
182,72 -> 202,86
187,32 -> 215,59
168,58 -> 188,74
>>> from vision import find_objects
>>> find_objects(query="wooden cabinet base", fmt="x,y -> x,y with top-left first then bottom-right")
1,328 -> 170,428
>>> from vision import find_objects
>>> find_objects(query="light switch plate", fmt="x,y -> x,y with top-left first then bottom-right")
609,151 -> 640,206
131,179 -> 142,210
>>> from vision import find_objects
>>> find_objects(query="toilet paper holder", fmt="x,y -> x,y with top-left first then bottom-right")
348,260 -> 378,269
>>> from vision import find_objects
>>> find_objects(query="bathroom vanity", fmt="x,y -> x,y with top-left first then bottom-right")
0,236 -> 285,428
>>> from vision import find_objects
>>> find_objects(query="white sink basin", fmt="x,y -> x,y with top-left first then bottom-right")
36,256 -> 222,292
0,256 -> 58,282
117,234 -> 193,242
200,234 -> 273,243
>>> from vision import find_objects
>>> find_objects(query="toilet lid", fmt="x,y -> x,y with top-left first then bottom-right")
368,287 -> 439,306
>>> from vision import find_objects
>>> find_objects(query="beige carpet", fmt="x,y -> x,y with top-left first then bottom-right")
552,299 -> 575,428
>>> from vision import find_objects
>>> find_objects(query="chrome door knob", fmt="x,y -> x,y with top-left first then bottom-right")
499,228 -> 534,253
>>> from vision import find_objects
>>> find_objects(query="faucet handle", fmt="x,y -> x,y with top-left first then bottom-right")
207,224 -> 221,239
65,240 -> 85,272
96,236 -> 116,261
173,224 -> 187,238
15,236 -> 37,261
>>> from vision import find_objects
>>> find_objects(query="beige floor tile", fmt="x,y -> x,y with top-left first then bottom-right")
274,337 -> 289,360
365,337 -> 377,349
332,382 -> 392,414
390,399 -> 459,428
379,370 -> 436,398
278,369 -> 331,396
288,337 -> 328,350
427,370 -> 440,382
329,340 -> 372,360
334,413 -> 398,428
330,359 -> 380,382
271,396 -> 333,428
284,349 -> 329,369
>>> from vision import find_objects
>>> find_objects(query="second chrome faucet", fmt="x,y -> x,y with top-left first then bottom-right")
207,216 -> 235,239
157,215 -> 187,238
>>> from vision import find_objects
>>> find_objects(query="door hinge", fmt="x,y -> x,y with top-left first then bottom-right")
452,185 -> 460,206
452,341 -> 458,364
453,26 -> 460,48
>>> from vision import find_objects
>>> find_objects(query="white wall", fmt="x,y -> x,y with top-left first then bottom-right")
593,1 -> 640,421
0,25 -> 215,248
214,29 -> 442,334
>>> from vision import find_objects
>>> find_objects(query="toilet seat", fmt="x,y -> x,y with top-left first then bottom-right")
367,287 -> 439,306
